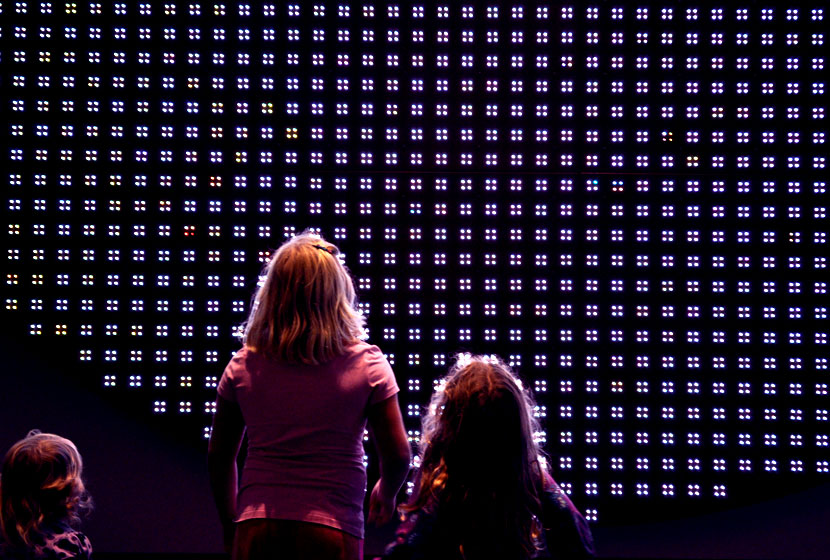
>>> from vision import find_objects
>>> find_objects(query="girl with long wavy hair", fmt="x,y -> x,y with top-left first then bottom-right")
386,355 -> 594,559
0,430 -> 93,559
209,232 -> 410,560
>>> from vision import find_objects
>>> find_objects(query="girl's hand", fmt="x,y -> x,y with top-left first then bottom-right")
367,479 -> 397,526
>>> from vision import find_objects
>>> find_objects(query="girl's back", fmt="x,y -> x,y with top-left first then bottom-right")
209,232 -> 411,559
219,342 -> 397,538
387,355 -> 594,559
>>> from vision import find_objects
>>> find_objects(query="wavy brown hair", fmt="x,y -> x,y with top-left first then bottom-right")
402,355 -> 547,559
243,232 -> 366,365
0,430 -> 92,548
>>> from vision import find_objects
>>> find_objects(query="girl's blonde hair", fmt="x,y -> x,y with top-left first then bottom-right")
0,430 -> 92,547
243,232 -> 366,364
403,354 -> 547,559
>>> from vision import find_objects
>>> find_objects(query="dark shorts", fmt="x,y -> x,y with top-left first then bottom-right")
232,518 -> 363,560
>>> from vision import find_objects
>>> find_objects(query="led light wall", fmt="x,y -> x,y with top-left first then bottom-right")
2,2 -> 828,525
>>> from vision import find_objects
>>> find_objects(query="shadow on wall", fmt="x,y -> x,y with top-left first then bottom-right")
591,480 -> 830,559
3,334 -> 830,558
0,336 -> 222,554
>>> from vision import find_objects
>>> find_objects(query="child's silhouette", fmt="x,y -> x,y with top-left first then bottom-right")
0,430 -> 92,559
387,355 -> 594,559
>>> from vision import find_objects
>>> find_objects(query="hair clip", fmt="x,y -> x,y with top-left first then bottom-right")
313,244 -> 334,255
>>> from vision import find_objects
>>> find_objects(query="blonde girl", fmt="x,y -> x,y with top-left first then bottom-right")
209,232 -> 410,560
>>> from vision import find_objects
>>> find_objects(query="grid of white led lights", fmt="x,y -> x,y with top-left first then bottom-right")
3,2 -> 829,523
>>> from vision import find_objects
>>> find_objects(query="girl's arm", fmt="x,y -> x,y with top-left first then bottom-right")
541,472 -> 596,558
208,395 -> 246,551
367,394 -> 411,525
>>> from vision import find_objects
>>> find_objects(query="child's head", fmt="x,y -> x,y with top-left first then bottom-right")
406,355 -> 546,556
243,231 -> 366,364
418,354 -> 545,488
0,430 -> 91,546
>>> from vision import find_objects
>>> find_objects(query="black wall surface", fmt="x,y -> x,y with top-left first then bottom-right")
0,335 -> 222,554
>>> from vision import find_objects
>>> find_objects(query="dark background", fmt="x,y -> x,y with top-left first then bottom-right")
2,2 -> 829,557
